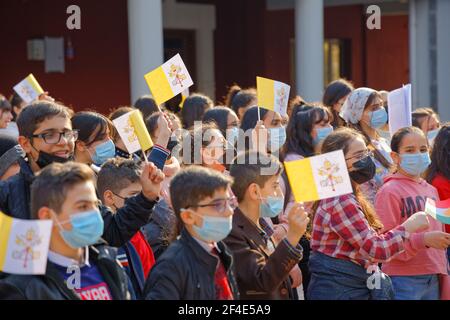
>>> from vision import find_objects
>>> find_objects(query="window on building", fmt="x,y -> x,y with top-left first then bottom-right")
323,39 -> 351,86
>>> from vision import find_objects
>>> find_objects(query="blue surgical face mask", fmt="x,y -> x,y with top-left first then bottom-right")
268,126 -> 287,152
369,108 -> 388,129
399,152 -> 431,176
259,195 -> 284,218
313,126 -> 333,146
427,129 -> 439,145
55,209 -> 104,248
90,139 -> 115,166
192,214 -> 232,243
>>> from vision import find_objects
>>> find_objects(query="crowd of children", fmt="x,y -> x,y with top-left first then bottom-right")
0,78 -> 448,300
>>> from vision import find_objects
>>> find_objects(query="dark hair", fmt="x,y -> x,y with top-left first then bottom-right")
9,92 -> 24,121
30,162 -> 95,218
0,95 -> 12,120
426,123 -> 450,182
224,85 -> 257,117
71,111 -> 113,146
181,93 -> 213,129
145,112 -> 162,140
412,107 -> 439,131
281,105 -> 332,160
97,157 -> 142,203
133,95 -> 160,120
239,106 -> 269,151
346,91 -> 392,170
16,101 -> 71,137
390,126 -> 426,153
108,106 -> 135,142
202,106 -> 233,136
316,127 -> 383,230
169,165 -> 233,235
239,106 -> 269,132
322,79 -> 354,128
230,151 -> 282,202
288,95 -> 307,117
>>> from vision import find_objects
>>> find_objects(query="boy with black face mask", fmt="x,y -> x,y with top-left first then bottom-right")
0,101 -> 165,249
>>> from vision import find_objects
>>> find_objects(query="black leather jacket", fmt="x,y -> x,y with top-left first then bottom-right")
0,244 -> 131,300
144,228 -> 240,300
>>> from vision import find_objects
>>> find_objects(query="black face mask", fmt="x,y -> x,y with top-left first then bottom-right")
349,155 -> 376,184
35,151 -> 73,169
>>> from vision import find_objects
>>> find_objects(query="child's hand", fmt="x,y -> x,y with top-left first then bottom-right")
401,211 -> 430,233
38,92 -> 55,102
156,113 -> 172,148
163,156 -> 181,178
286,203 -> 309,247
251,120 -> 268,153
424,231 -> 450,249
140,162 -> 165,201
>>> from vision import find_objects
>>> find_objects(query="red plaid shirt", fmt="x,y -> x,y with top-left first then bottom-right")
311,193 -> 409,268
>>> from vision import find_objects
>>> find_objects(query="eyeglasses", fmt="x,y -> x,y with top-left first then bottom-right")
183,196 -> 238,214
31,130 -> 79,145
345,150 -> 374,161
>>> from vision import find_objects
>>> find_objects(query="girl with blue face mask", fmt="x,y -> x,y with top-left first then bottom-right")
340,88 -> 392,204
72,111 -> 116,167
412,107 -> 441,147
375,126 -> 450,300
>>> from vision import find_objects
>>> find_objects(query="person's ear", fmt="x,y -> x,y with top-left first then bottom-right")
76,140 -> 88,153
37,207 -> 52,220
13,106 -> 21,117
18,135 -> 33,154
390,151 -> 400,166
103,190 -> 115,208
180,209 -> 198,226
246,183 -> 260,201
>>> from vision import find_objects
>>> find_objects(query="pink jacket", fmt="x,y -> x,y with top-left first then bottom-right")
374,172 -> 448,276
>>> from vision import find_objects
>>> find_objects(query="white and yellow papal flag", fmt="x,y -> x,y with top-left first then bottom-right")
144,54 -> 194,106
257,76 -> 290,116
13,74 -> 45,104
284,150 -> 353,203
0,211 -> 52,275
112,110 -> 154,154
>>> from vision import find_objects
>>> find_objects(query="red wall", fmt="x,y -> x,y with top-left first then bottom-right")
0,0 -> 130,115
365,15 -> 409,91
214,4 -> 367,102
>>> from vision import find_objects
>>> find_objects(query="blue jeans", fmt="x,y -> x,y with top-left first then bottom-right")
307,252 -> 394,300
390,275 -> 440,300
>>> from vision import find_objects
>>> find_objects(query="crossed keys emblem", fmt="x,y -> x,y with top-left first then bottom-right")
318,159 -> 344,192
12,228 -> 42,268
168,64 -> 187,87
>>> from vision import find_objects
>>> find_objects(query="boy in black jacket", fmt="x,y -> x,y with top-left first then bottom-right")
0,162 -> 132,299
144,166 -> 239,300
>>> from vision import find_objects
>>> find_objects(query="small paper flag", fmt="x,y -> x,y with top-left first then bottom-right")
144,54 -> 194,106
13,74 -> 45,104
257,76 -> 290,116
425,198 -> 450,225
0,211 -> 52,275
112,110 -> 153,154
284,150 -> 353,202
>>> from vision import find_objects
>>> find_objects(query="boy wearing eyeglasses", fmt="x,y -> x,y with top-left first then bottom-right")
144,166 -> 240,300
224,151 -> 309,299
0,101 -> 165,250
